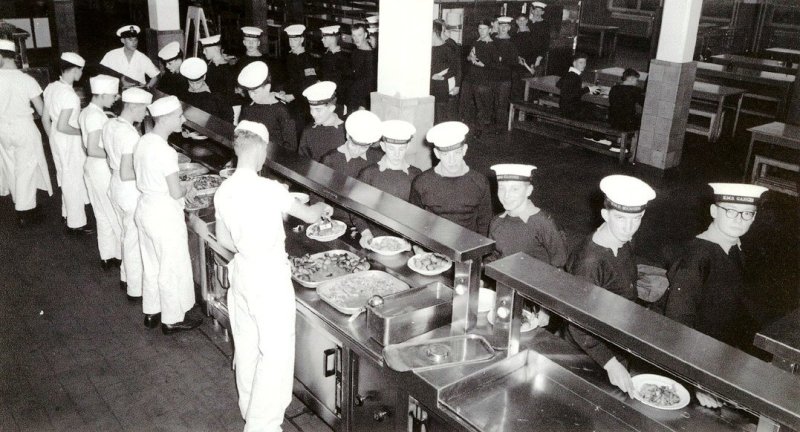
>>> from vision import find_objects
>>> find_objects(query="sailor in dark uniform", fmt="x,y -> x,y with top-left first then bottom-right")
298,81 -> 345,161
556,53 -> 600,120
565,174 -> 656,398
346,23 -> 376,112
283,24 -> 318,136
528,2 -> 551,72
179,58 -> 233,123
355,120 -> 422,246
493,17 -> 518,129
200,35 -> 236,108
409,122 -> 492,235
664,183 -> 768,408
155,42 -> 186,99
237,27 -> 267,72
319,25 -> 351,116
237,61 -> 296,151
366,15 -> 379,49
319,110 -> 382,178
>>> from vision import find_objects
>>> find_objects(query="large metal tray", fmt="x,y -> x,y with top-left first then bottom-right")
289,250 -> 370,289
317,270 -> 409,314
383,334 -> 495,373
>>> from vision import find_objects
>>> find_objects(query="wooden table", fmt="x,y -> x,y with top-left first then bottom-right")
577,24 -> 619,58
743,121 -> 800,182
696,62 -> 795,118
764,47 -> 800,66
710,54 -> 798,75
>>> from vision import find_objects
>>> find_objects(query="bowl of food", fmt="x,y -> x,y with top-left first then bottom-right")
631,374 -> 690,410
407,252 -> 452,276
306,219 -> 347,242
366,236 -> 411,256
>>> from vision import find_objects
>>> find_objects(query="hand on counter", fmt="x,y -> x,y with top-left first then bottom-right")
696,390 -> 723,409
604,357 -> 635,398
359,229 -> 374,249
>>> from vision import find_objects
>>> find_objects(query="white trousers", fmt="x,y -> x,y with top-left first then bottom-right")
84,157 -> 123,262
228,255 -> 295,432
135,194 -> 195,323
0,118 -> 52,210
50,127 -> 88,227
110,175 -> 143,297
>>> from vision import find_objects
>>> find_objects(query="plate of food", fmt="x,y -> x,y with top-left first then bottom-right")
178,163 -> 209,182
192,174 -> 223,194
632,374 -> 690,410
290,192 -> 310,204
306,219 -> 347,242
290,250 -> 370,288
184,194 -> 213,211
317,270 -> 409,314
407,252 -> 452,276
366,236 -> 411,256
487,308 -> 539,333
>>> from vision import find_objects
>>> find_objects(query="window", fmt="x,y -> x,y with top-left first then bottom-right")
609,0 -> 660,14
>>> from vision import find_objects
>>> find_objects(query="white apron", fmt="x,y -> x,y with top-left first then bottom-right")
50,124 -> 88,227
110,172 -> 143,297
0,116 -> 53,210
134,194 -> 194,324
227,253 -> 295,432
84,157 -> 123,262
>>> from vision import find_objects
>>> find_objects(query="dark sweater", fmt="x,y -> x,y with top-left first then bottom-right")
468,40 -> 501,84
608,84 -> 645,131
298,123 -> 346,161
492,37 -> 518,82
239,102 -> 297,151
556,71 -> 589,118
488,210 -> 567,267
347,48 -> 376,110
285,51 -> 318,97
320,147 -> 383,179
409,169 -> 493,235
183,90 -> 233,123
430,43 -> 461,100
320,50 -> 351,103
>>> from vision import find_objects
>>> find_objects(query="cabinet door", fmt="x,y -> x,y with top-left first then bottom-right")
350,352 -> 398,432
294,311 -> 342,421
408,396 -> 457,432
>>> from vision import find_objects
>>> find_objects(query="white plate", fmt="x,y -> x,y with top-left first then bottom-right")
631,374 -> 690,410
290,192 -> 310,204
407,253 -> 452,276
367,236 -> 411,256
306,219 -> 347,242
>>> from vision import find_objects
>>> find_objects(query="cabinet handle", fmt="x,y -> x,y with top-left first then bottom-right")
323,348 -> 336,377
373,408 -> 390,422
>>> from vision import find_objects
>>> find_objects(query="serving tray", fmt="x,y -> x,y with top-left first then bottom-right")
317,270 -> 409,314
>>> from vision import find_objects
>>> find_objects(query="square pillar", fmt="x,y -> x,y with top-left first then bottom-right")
370,93 -> 435,170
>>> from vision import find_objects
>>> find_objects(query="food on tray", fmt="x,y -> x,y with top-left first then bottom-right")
369,237 -> 408,253
410,253 -> 450,272
178,163 -> 208,181
307,219 -> 346,239
638,384 -> 681,407
290,251 -> 369,283
193,174 -> 222,191
184,194 -> 213,211
319,272 -> 408,311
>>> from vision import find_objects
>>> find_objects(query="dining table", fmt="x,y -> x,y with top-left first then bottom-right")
710,54 -> 798,75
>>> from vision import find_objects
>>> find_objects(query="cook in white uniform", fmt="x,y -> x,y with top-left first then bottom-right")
212,120 -> 332,432
79,74 -> 124,272
42,52 -> 93,234
100,25 -> 160,88
103,88 -> 151,300
0,39 -> 53,227
133,95 -> 201,333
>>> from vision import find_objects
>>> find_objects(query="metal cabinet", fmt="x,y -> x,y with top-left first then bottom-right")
407,396 -> 456,432
349,352 -> 398,432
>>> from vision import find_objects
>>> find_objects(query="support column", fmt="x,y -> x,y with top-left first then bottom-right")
145,0 -> 182,62
371,0 -> 435,170
51,0 -> 78,53
636,0 -> 702,171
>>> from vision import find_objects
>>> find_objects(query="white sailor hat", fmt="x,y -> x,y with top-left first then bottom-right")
600,175 -> 655,213
365,15 -> 379,24
180,57 -> 207,80
345,110 -> 382,146
320,25 -> 341,36
708,183 -> 767,205
497,16 -> 513,24
60,52 -> 85,68
426,121 -> 469,152
116,25 -> 140,38
148,95 -> 182,117
237,61 -> 270,90
368,26 -> 379,34
531,2 -> 547,9
199,34 -> 222,48
241,26 -> 263,38
491,164 -> 537,182
0,39 -> 15,52
157,42 -> 182,62
284,24 -> 306,37
121,87 -> 153,104
235,120 -> 269,143
302,81 -> 337,105
89,75 -> 119,95
381,120 -> 416,144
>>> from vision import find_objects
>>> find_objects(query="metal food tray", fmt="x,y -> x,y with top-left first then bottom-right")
290,250 -> 369,289
317,270 -> 410,314
383,334 -> 495,373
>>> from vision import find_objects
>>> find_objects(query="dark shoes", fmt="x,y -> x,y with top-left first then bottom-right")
161,316 -> 203,335
101,258 -> 122,271
144,313 -> 161,328
127,294 -> 142,303
66,225 -> 96,235
120,281 -> 128,291
16,209 -> 42,228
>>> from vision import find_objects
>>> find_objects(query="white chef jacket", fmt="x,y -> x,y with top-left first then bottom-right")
133,133 -> 179,197
103,117 -> 140,172
100,47 -> 160,85
79,103 -> 109,150
43,81 -> 81,130
0,69 -> 41,118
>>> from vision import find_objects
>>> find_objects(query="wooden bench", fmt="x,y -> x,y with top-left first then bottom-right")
751,155 -> 799,197
508,100 -> 638,164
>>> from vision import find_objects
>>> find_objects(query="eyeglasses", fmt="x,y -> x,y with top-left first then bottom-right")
718,206 -> 756,221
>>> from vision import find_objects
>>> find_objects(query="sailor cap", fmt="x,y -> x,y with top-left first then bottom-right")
180,57 -> 207,80
491,164 -> 537,182
302,81 -> 337,105
320,25 -> 341,36
368,26 -> 379,34
709,183 -> 767,205
426,121 -> 469,152
284,24 -> 306,37
89,75 -> 120,95
157,42 -> 182,62
241,26 -> 263,38
365,15 -> 379,24
199,35 -> 222,47
381,120 -> 416,144
60,52 -> 85,68
345,110 -> 382,146
0,39 -> 15,52
237,61 -> 270,90
235,120 -> 270,144
600,175 -> 656,213
148,95 -> 182,117
497,16 -> 513,24
121,88 -> 153,104
116,25 -> 140,38
531,2 -> 547,9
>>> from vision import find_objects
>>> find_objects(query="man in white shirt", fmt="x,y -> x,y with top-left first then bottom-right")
100,25 -> 160,88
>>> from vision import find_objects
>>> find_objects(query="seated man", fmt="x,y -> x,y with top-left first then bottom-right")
608,68 -> 645,131
298,81 -> 345,161
180,58 -> 233,123
556,52 -> 599,120
319,110 -> 382,179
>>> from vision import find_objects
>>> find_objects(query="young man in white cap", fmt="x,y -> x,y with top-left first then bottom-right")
298,81 -> 345,161
133,95 -> 201,334
493,17 -> 518,129
103,87 -> 152,300
211,120 -> 332,432
527,2 -> 550,71
181,57 -> 233,123
410,121 -> 492,235
319,25 -> 351,115
79,74 -> 123,272
346,23 -> 376,112
43,52 -> 93,234
100,25 -> 160,88
320,110 -> 383,178
565,174 -> 656,398
431,19 -> 462,123
0,39 -> 53,227
238,27 -> 267,72
201,34 -> 236,105
238,61 -> 296,151
355,120 -> 423,245
155,41 -> 186,98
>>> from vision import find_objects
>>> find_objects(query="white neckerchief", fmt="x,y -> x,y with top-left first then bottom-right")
500,200 -> 540,223
568,67 -> 582,76
591,223 -> 624,257
434,162 -> 469,178
327,46 -> 341,54
696,223 -> 741,255
313,115 -> 344,129
291,47 -> 306,55
188,82 -> 210,93
377,155 -> 410,174
337,143 -> 368,161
